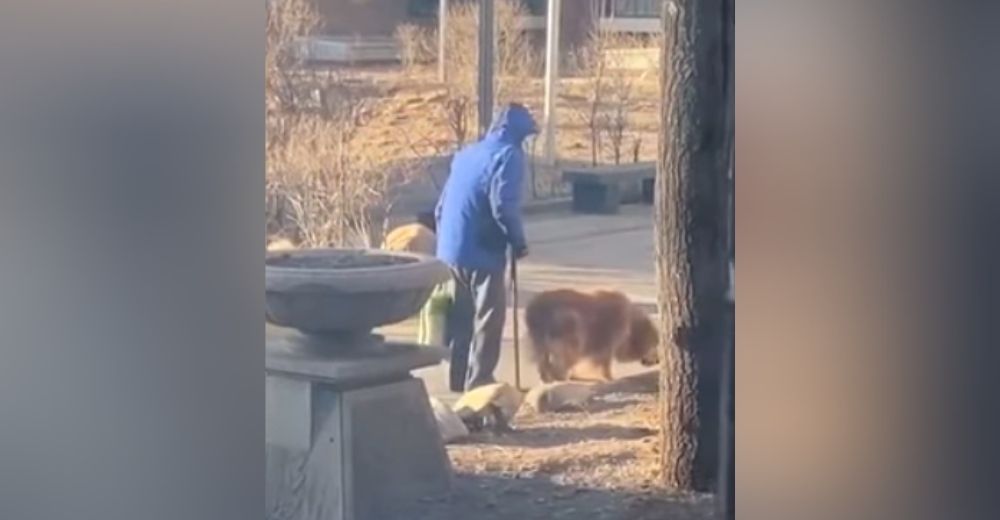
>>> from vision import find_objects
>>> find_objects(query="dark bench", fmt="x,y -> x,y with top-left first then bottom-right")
561,162 -> 655,214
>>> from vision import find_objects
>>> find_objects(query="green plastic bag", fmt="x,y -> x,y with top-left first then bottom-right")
418,279 -> 453,346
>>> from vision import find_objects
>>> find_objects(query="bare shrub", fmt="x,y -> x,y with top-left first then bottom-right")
265,0 -> 319,119
443,95 -> 473,148
436,1 -> 477,148
570,26 -> 610,166
265,0 -> 418,247
571,27 -> 648,166
631,135 -> 644,163
603,62 -> 636,165
395,23 -> 435,72
266,0 -> 321,238
266,0 -> 314,166
494,0 -> 540,103
271,100 -> 420,248
440,1 -> 478,93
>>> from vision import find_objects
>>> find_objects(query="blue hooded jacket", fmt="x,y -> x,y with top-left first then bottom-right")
435,103 -> 537,271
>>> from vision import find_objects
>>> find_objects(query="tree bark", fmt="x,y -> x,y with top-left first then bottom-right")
656,0 -> 729,492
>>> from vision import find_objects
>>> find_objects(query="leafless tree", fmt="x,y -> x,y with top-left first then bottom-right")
570,26 -> 610,166
602,79 -> 634,165
273,96 -> 420,248
571,26 -> 647,166
443,95 -> 473,149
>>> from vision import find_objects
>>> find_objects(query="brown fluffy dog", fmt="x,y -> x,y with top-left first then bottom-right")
525,289 -> 660,383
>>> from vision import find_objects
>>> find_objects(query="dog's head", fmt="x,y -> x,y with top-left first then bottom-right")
626,307 -> 660,366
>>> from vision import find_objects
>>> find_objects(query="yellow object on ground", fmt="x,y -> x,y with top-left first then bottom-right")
266,238 -> 295,252
382,223 -> 436,255
524,382 -> 596,413
452,382 -> 525,432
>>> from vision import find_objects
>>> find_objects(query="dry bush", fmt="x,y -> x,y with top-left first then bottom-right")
443,95 -> 473,148
266,0 -> 320,239
437,1 -> 478,148
265,0 -> 417,247
440,2 -> 476,86
265,0 -> 319,141
570,29 -> 609,167
571,27 -> 649,166
395,23 -> 435,72
269,101 -> 420,248
494,0 -> 540,103
602,58 -> 636,165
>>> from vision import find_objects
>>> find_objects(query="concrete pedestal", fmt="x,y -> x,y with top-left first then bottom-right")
266,328 -> 452,520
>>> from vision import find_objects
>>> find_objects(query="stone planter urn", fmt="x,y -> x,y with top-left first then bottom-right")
265,248 -> 448,336
265,249 -> 453,520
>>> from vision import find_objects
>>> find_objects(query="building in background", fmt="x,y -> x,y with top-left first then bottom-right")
522,0 -> 660,35
304,0 -> 661,64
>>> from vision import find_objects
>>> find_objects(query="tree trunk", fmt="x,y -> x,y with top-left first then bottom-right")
655,0 -> 729,492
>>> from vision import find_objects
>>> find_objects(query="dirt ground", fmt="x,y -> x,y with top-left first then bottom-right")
385,372 -> 717,520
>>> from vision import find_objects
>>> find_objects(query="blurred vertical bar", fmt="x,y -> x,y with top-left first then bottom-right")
438,0 -> 449,82
477,0 -> 495,137
0,1 -> 262,519
542,0 -> 562,165
719,0 -> 735,516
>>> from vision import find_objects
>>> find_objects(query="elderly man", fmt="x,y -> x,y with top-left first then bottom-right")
435,103 -> 536,392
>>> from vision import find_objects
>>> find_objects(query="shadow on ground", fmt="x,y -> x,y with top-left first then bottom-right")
584,394 -> 648,413
458,423 -> 656,449
594,370 -> 659,394
381,473 -> 715,520
453,371 -> 661,449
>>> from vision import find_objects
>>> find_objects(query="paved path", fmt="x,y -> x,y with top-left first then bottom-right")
378,205 -> 657,399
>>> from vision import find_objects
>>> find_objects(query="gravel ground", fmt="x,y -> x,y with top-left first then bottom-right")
384,372 -> 717,520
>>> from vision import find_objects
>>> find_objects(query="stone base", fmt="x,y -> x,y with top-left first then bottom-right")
265,327 -> 447,385
266,376 -> 452,520
266,330 -> 452,520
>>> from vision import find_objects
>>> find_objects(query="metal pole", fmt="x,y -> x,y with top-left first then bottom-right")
542,0 -> 562,165
477,0 -> 495,137
438,0 -> 449,82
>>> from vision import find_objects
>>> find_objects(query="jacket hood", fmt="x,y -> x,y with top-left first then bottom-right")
485,103 -> 538,144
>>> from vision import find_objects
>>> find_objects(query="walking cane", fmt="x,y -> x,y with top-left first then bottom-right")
509,250 -> 524,392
